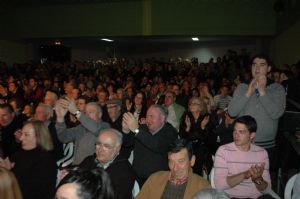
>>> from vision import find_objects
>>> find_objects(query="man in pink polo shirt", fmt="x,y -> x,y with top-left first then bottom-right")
214,115 -> 271,199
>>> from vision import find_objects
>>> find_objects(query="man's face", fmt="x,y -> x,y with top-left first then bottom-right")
44,92 -> 56,107
8,83 -> 17,93
146,107 -> 164,133
85,104 -> 101,121
168,148 -> 194,181
97,92 -> 107,104
172,85 -> 180,95
107,104 -> 121,120
251,58 -> 271,78
34,106 -> 49,122
0,108 -> 14,127
29,78 -> 36,88
76,99 -> 86,112
164,92 -> 175,107
233,122 -> 255,149
95,131 -> 120,164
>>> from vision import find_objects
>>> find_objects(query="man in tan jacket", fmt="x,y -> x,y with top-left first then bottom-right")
136,139 -> 211,199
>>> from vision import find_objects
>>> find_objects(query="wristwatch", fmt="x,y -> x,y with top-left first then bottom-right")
254,177 -> 263,185
133,128 -> 139,134
75,110 -> 81,119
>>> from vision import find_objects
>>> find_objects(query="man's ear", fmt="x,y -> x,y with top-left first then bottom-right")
190,155 -> 196,167
267,66 -> 271,73
250,132 -> 256,141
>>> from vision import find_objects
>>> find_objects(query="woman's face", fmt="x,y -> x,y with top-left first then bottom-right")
188,99 -> 202,113
56,183 -> 80,199
20,123 -> 37,150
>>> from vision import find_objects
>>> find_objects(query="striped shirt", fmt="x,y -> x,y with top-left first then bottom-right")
214,142 -> 271,198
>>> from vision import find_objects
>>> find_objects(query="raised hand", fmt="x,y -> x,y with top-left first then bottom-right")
0,157 -> 15,170
201,115 -> 210,130
256,75 -> 267,96
123,112 -> 139,132
246,78 -> 257,97
185,115 -> 191,132
55,100 -> 68,121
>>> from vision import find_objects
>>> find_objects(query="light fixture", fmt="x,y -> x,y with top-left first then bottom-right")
54,40 -> 62,45
192,37 -> 199,41
101,38 -> 114,42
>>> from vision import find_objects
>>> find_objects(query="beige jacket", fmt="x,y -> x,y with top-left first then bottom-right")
136,170 -> 211,199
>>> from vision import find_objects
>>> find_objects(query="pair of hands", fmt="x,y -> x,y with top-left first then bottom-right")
0,157 -> 15,170
185,115 -> 210,131
246,75 -> 267,97
55,97 -> 78,121
244,163 -> 265,182
122,112 -> 139,134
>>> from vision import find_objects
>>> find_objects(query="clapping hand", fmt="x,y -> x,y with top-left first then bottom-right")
0,157 -> 15,170
122,112 -> 139,134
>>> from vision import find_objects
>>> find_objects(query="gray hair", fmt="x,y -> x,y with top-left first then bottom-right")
37,103 -> 53,118
192,189 -> 230,199
86,102 -> 102,113
149,104 -> 168,119
99,128 -> 123,147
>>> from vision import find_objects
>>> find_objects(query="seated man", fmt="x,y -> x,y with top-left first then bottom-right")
214,115 -> 271,199
79,128 -> 135,199
136,139 -> 211,199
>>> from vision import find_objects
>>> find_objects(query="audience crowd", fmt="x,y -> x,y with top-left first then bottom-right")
0,49 -> 299,198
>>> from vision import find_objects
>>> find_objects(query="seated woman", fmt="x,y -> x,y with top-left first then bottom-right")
0,120 -> 57,199
0,167 -> 23,199
56,168 -> 114,199
179,97 -> 216,176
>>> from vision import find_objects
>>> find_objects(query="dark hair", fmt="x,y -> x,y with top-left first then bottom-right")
234,115 -> 257,133
0,103 -> 14,114
251,53 -> 272,66
168,139 -> 193,160
57,168 -> 114,199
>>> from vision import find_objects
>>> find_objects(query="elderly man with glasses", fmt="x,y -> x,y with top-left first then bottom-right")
79,128 -> 136,199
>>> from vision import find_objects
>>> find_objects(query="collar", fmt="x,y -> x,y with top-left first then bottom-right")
168,168 -> 192,186
94,156 -> 116,169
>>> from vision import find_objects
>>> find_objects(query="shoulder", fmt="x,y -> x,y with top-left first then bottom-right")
148,171 -> 169,180
268,82 -> 285,92
190,173 -> 211,187
250,144 -> 268,154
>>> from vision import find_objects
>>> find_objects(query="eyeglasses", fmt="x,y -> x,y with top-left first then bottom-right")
95,142 -> 116,150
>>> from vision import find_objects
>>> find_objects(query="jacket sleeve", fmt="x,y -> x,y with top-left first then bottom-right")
78,113 -> 110,136
55,121 -> 82,143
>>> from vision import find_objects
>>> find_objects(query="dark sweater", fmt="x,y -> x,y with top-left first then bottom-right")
133,123 -> 178,179
11,148 -> 57,199
80,154 -> 136,199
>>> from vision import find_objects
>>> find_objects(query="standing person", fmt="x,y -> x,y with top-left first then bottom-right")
228,54 -> 285,172
122,104 -> 178,186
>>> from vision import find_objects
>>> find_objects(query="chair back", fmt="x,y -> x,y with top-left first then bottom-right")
284,174 -> 298,199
